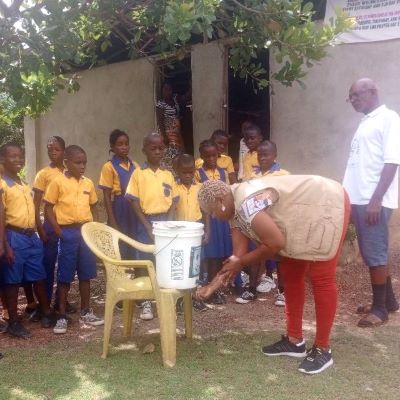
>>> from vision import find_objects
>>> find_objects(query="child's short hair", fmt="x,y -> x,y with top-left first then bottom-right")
244,124 -> 262,137
176,154 -> 194,169
143,132 -> 162,146
211,129 -> 229,141
47,136 -> 66,149
0,142 -> 22,158
199,139 -> 217,154
258,140 -> 277,154
65,145 -> 86,159
109,129 -> 128,147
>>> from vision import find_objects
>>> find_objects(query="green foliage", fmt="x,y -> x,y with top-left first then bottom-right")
0,0 -> 355,120
0,93 -> 24,146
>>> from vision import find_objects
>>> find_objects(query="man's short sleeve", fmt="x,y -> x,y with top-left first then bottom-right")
383,112 -> 400,165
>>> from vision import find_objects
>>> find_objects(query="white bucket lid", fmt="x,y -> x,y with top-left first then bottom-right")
152,221 -> 204,231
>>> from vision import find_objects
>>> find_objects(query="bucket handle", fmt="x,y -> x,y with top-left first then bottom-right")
153,234 -> 179,256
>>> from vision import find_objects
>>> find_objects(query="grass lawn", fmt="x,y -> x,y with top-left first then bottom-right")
1,325 -> 399,400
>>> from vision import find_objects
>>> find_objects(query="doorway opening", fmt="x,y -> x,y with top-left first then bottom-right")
226,50 -> 270,164
156,57 -> 194,154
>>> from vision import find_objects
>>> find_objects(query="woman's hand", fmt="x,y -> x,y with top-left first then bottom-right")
218,255 -> 243,285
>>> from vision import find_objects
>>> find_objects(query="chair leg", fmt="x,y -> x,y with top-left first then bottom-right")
102,294 -> 116,359
183,291 -> 193,339
158,291 -> 177,367
123,300 -> 135,337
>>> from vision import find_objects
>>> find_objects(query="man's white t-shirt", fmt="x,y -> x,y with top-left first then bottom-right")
343,105 -> 400,209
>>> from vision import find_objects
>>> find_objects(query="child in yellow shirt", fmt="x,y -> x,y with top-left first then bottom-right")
242,124 -> 263,181
99,129 -> 139,259
195,130 -> 237,184
44,145 -> 103,334
0,143 -> 53,338
125,133 -> 178,320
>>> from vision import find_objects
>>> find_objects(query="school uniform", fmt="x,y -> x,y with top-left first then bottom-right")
173,180 -> 202,222
0,176 -> 46,285
250,162 -> 290,179
125,164 -> 178,259
195,167 -> 232,258
99,156 -> 139,258
242,151 -> 259,181
195,154 -> 235,175
43,172 -> 98,283
33,164 -> 63,299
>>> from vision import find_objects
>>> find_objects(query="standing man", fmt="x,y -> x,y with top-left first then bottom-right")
343,78 -> 400,327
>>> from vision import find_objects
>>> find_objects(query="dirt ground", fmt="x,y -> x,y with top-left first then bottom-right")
1,235 -> 399,351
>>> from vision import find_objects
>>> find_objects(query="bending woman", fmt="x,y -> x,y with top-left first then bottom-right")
196,175 -> 350,375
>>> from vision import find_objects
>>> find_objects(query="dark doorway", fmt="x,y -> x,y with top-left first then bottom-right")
157,57 -> 194,154
227,50 -> 270,164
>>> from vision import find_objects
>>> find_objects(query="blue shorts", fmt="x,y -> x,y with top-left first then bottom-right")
1,230 -> 46,285
58,226 -> 97,283
351,205 -> 393,267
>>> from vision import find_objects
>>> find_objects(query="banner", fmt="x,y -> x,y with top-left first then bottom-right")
325,0 -> 400,43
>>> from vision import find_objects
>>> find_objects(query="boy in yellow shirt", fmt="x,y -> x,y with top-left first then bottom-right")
242,124 -> 263,181
125,133 -> 178,320
44,145 -> 103,334
0,143 -> 53,338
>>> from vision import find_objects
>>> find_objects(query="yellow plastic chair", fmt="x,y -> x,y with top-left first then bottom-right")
81,222 -> 193,367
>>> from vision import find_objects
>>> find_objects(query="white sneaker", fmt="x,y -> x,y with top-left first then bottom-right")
274,291 -> 285,307
53,318 -> 68,334
80,309 -> 104,326
256,276 -> 276,293
140,301 -> 154,320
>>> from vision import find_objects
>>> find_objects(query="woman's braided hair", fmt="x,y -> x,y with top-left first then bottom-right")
198,179 -> 231,213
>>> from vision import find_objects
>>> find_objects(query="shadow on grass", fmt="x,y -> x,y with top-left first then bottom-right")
0,326 -> 399,400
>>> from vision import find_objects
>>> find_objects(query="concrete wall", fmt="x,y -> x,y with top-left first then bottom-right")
25,57 -> 156,183
270,39 -> 400,182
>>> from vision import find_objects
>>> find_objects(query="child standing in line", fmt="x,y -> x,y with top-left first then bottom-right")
0,143 -> 53,338
99,129 -> 139,259
32,136 -> 75,315
195,140 -> 232,304
44,145 -> 104,334
125,133 -> 178,320
174,154 -> 209,312
195,130 -> 237,184
242,124 -> 263,181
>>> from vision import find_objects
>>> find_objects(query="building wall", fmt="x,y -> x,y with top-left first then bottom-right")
270,39 -> 400,182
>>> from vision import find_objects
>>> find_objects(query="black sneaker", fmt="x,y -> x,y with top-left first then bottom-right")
41,314 -> 57,329
235,290 -> 257,304
298,346 -> 333,375
262,335 -> 306,358
7,321 -> 32,339
208,290 -> 226,305
193,299 -> 208,312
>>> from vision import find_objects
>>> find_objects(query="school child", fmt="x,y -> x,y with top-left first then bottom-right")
125,133 -> 178,320
237,140 -> 289,305
195,130 -> 237,184
242,124 -> 263,181
173,154 -> 209,311
44,145 -> 103,334
99,129 -> 139,259
195,140 -> 232,304
32,136 -> 74,315
0,143 -> 53,338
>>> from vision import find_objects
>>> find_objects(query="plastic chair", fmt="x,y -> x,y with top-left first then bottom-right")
81,222 -> 193,367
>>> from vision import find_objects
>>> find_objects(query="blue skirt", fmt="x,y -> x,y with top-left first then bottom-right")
203,216 -> 232,258
112,195 -> 137,259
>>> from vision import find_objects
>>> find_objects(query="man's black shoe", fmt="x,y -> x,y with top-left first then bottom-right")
7,321 -> 32,339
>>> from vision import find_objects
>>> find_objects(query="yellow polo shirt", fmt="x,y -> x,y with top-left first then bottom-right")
1,176 -> 35,229
173,181 -> 202,222
195,154 -> 235,174
33,164 -> 64,193
98,159 -> 139,195
194,167 -> 229,184
44,172 -> 98,225
125,166 -> 178,215
243,151 -> 259,181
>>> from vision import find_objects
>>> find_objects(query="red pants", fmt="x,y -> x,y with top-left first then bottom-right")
280,192 -> 350,348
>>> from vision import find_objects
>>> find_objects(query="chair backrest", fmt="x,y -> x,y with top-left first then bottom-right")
81,222 -> 158,294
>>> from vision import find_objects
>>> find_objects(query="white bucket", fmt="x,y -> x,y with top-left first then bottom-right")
153,221 -> 204,289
